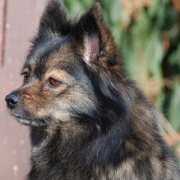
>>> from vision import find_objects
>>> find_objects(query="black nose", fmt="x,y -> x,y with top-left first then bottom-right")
5,94 -> 19,108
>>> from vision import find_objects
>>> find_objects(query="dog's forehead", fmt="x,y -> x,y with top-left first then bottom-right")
24,35 -> 77,72
45,42 -> 76,67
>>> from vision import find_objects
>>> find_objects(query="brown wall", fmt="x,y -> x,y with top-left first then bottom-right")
0,1 -> 47,179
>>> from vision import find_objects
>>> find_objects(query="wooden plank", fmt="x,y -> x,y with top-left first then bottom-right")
0,0 -> 8,66
0,0 -> 47,179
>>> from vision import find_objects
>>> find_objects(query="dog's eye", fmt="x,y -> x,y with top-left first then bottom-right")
21,71 -> 29,80
48,77 -> 62,87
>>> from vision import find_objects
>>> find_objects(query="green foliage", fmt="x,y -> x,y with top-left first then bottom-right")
169,83 -> 180,131
62,0 -> 180,135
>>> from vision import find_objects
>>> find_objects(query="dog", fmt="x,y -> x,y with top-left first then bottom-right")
5,1 -> 180,179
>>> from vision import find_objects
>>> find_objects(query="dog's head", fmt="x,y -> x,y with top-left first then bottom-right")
5,1 -> 127,128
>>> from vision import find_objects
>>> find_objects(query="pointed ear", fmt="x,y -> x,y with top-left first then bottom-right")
38,0 -> 70,37
76,3 -> 118,66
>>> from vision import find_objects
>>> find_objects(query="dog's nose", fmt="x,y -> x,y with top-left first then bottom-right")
5,94 -> 19,108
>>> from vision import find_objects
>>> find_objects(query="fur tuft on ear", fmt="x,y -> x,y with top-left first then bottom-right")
83,35 -> 99,63
38,0 -> 70,37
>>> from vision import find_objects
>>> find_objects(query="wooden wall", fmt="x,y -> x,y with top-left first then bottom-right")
0,1 -> 47,179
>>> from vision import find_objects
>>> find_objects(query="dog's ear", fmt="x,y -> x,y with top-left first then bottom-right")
76,3 -> 118,66
38,0 -> 70,37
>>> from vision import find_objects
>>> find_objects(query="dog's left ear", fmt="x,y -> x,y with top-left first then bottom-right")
38,0 -> 70,38
76,3 -> 118,66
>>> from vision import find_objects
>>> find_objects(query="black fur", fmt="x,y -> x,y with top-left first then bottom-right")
6,1 -> 180,180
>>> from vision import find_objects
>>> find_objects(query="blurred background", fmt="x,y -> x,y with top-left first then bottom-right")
0,0 -> 180,179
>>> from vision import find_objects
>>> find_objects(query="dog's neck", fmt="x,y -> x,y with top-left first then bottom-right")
29,117 -> 125,168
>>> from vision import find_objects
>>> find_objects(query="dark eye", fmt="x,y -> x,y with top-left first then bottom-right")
21,71 -> 29,80
48,77 -> 62,87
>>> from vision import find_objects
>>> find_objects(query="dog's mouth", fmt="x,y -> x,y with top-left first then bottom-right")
12,114 -> 48,127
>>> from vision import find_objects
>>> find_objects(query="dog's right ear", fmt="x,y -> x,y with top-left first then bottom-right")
38,0 -> 70,38
75,3 -> 119,69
